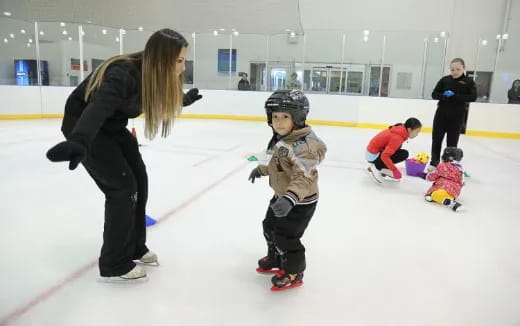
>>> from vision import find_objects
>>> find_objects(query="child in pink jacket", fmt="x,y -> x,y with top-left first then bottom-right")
424,147 -> 465,212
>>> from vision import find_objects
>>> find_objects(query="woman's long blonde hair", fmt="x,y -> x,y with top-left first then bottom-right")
84,29 -> 188,139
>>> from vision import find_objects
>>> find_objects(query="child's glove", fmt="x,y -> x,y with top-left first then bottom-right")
248,168 -> 262,183
391,168 -> 402,180
443,90 -> 455,98
270,196 -> 294,217
183,88 -> 203,106
46,140 -> 86,170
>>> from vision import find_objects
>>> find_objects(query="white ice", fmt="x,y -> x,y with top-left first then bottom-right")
1,118 -> 519,326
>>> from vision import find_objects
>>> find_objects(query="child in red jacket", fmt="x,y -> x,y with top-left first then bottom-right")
366,118 -> 422,184
424,147 -> 465,212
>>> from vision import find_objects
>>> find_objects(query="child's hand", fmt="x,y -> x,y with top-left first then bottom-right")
248,168 -> 262,183
391,168 -> 402,179
270,197 -> 294,217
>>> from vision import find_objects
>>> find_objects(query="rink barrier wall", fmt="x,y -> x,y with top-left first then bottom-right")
1,87 -> 519,139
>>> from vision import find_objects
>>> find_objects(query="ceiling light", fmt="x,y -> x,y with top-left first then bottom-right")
440,31 -> 446,37
27,43 -> 31,47
39,30 -> 44,36
115,37 -> 119,42
9,33 -> 14,38
213,30 -> 218,36
481,39 -> 488,46
233,31 -> 239,36
363,30 -> 370,36
68,36 -> 72,41
138,26 -> 144,31
102,29 -> 107,35
363,36 -> 369,42
62,30 -> 68,35
433,37 -> 439,43
3,38 -> 8,43
3,12 -> 12,17
502,33 -> 509,39
28,38 -> 32,43
20,29 -> 26,34
60,22 -> 66,27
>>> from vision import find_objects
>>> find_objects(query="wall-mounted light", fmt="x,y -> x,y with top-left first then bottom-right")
3,38 -> 8,43
39,30 -> 44,36
102,29 -> 107,35
233,31 -> 239,36
28,38 -> 32,43
213,30 -> 218,36
62,30 -> 68,35
4,11 -> 12,16
9,33 -> 15,38
20,29 -> 26,34
440,31 -> 446,37
138,26 -> 144,31
115,37 -> 120,42
481,39 -> 488,46
433,37 -> 439,43
60,22 -> 66,27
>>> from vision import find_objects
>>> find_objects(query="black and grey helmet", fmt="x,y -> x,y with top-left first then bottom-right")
264,90 -> 309,128
442,147 -> 463,162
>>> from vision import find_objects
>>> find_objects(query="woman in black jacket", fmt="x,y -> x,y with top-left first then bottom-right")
428,58 -> 476,170
46,29 -> 202,281
508,80 -> 520,104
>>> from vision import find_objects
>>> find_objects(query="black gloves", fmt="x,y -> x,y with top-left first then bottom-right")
46,140 -> 86,170
183,88 -> 203,106
248,168 -> 262,183
270,196 -> 294,217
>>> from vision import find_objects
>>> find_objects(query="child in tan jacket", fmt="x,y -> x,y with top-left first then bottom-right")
248,90 -> 327,291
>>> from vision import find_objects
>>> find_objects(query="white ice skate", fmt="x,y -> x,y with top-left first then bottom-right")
380,168 -> 400,182
366,164 -> 384,185
137,251 -> 159,266
442,198 -> 464,212
99,265 -> 147,283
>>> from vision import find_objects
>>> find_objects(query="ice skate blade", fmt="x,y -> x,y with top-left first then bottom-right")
365,168 -> 383,185
136,260 -> 160,267
97,275 -> 148,283
256,267 -> 280,274
271,280 -> 303,292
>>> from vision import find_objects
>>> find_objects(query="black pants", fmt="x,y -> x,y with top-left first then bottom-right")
262,197 -> 316,274
371,149 -> 409,170
82,129 -> 149,276
430,109 -> 464,166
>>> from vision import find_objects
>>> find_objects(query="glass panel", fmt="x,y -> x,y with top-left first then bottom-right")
304,31 -> 344,94
344,31 -> 384,96
232,34 -> 266,91
36,21 -> 80,86
268,33 -> 304,91
384,31 -> 428,98
81,24 -> 121,84
491,0 -> 520,104
0,18 -> 38,85
423,33 -> 447,99
194,32 -> 232,90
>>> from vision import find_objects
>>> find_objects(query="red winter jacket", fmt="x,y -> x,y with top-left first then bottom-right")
426,161 -> 464,198
366,124 -> 409,173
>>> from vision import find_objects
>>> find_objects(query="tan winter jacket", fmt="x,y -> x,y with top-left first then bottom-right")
258,126 -> 327,205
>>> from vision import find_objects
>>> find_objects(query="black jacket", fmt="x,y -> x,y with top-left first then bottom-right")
62,59 -> 142,149
62,58 -> 192,149
507,80 -> 520,104
432,74 -> 477,116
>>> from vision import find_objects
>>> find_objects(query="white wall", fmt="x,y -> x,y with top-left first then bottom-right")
2,86 -> 520,136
